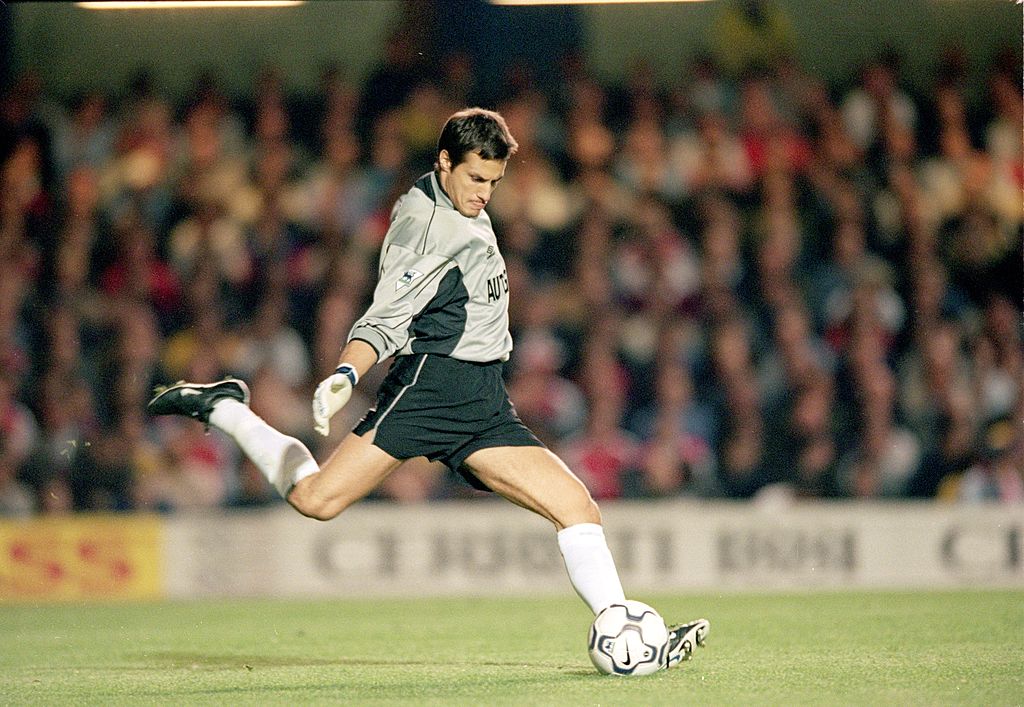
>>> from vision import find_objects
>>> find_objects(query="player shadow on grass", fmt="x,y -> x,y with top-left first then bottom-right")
148,651 -> 595,675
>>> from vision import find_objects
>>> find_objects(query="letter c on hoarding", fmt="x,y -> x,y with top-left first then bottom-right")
941,525 -> 1020,575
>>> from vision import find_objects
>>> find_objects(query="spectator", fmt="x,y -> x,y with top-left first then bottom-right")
714,369 -> 770,498
905,385 -> 977,498
99,211 -> 182,332
983,69 -> 1023,193
507,331 -> 586,446
737,77 -> 813,179
559,346 -> 641,500
898,320 -> 972,452
0,436 -> 34,516
836,362 -> 921,498
841,55 -> 918,155
234,289 -> 310,388
626,357 -> 717,497
973,295 -> 1022,420
100,302 -> 167,428
0,372 -> 39,504
397,79 -> 451,172
670,109 -> 754,196
171,89 -> 249,223
140,418 -> 238,511
293,125 -> 374,239
757,296 -> 836,409
51,166 -> 102,301
698,196 -> 746,295
610,193 -> 701,318
51,91 -> 115,186
672,53 -> 736,126
166,191 -> 250,297
614,115 -> 685,201
763,371 -> 842,498
938,414 -> 1023,503
99,88 -> 174,231
0,265 -> 32,412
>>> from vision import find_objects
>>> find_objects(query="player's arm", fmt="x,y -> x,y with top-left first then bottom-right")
335,338 -> 379,381
312,224 -> 452,436
347,242 -> 453,362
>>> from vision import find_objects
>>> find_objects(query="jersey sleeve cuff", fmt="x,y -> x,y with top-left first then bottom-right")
348,329 -> 388,362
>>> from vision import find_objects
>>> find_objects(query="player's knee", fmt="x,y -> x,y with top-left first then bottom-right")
295,502 -> 338,522
287,482 -> 345,522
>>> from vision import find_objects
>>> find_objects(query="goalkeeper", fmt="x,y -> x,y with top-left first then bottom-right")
148,107 -> 707,668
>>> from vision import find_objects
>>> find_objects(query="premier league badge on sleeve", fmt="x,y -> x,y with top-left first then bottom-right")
396,269 -> 424,291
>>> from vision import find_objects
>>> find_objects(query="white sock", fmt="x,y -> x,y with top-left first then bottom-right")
208,399 -> 320,498
557,522 -> 626,615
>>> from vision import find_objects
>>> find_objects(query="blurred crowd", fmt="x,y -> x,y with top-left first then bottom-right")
0,19 -> 1021,515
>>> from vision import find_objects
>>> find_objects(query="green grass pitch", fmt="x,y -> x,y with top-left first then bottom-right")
1,589 -> 1021,705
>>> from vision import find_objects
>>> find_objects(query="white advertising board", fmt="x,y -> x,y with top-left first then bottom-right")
162,501 -> 1023,598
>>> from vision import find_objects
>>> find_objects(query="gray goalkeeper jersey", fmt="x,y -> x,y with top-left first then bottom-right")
348,172 -> 512,363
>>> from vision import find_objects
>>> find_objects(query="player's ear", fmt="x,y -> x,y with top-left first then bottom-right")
438,150 -> 452,174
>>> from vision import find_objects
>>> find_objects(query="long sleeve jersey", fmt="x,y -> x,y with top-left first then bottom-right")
348,171 -> 512,363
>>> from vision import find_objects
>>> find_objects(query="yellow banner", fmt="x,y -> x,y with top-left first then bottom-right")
0,515 -> 163,602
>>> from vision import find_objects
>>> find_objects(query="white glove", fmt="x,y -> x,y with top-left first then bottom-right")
312,364 -> 358,436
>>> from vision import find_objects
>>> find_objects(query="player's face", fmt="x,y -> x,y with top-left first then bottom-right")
438,150 -> 506,218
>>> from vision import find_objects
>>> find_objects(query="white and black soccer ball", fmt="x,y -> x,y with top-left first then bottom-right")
588,600 -> 669,676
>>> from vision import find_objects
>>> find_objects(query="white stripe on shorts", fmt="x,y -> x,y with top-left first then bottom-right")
371,353 -> 429,432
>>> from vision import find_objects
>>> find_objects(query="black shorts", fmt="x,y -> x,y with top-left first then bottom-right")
353,353 -> 545,490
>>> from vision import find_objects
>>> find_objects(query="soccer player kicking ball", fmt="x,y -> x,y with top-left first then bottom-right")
148,108 -> 708,670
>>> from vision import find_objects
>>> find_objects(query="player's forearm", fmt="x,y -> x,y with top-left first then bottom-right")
337,338 -> 380,381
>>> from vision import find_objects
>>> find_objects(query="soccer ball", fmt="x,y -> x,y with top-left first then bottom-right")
588,600 -> 669,676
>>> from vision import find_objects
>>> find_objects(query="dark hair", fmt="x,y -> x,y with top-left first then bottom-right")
436,107 -> 518,168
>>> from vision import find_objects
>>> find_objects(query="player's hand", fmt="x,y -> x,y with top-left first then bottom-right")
312,364 -> 358,436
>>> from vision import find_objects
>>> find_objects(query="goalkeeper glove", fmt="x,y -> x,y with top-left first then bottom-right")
312,364 -> 358,437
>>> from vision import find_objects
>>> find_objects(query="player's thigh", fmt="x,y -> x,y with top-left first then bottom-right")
462,445 -> 601,530
291,430 -> 402,513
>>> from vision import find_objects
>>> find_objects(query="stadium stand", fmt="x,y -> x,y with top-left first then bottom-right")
0,31 -> 1020,515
